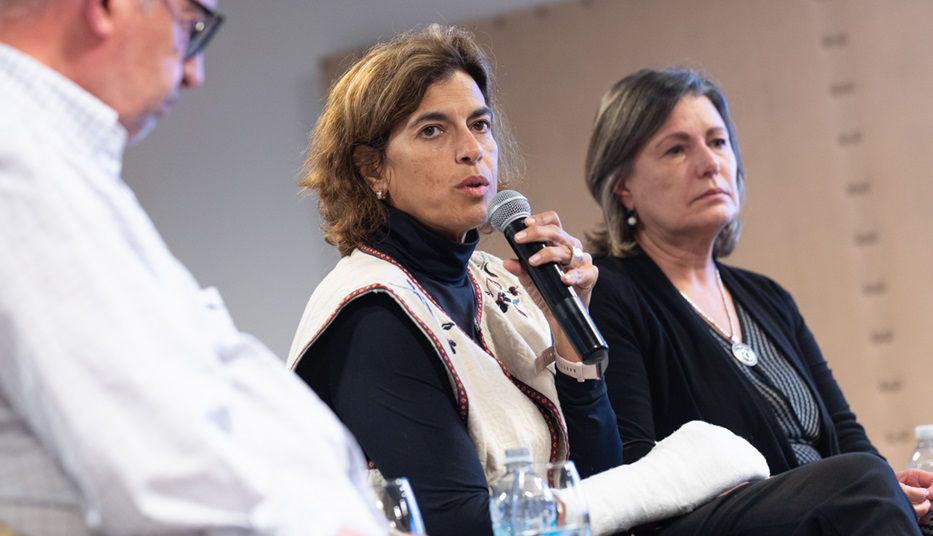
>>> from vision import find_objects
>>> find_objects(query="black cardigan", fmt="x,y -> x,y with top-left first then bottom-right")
590,251 -> 879,475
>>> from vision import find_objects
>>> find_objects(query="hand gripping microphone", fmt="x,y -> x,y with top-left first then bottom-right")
487,190 -> 609,368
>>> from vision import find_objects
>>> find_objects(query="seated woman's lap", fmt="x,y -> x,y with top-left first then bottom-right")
657,453 -> 919,536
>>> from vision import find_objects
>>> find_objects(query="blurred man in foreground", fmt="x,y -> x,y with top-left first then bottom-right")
0,1 -> 383,533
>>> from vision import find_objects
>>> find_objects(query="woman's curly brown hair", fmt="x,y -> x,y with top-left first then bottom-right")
301,24 -> 519,256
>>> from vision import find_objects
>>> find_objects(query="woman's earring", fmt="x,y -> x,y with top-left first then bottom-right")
626,211 -> 638,227
375,189 -> 387,200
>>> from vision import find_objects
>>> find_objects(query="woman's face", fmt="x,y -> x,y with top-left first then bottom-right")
616,95 -> 739,246
376,70 -> 498,242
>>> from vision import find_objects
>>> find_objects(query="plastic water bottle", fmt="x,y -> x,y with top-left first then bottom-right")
489,447 -> 558,535
908,425 -> 933,536
908,424 -> 933,471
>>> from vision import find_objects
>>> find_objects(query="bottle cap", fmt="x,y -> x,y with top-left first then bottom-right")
504,447 -> 532,465
916,424 -> 933,440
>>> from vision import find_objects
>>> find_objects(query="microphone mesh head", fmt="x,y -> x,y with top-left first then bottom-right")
487,190 -> 531,232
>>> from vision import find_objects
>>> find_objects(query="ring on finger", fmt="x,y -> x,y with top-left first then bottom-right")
568,246 -> 584,268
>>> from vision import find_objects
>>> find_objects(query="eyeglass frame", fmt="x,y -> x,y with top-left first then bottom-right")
164,0 -> 225,60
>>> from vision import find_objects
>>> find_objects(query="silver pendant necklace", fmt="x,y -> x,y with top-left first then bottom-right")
678,269 -> 759,367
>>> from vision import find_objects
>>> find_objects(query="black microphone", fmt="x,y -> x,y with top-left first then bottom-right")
487,190 -> 609,368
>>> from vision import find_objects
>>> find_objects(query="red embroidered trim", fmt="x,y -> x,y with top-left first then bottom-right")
361,245 -> 487,343
292,250 -> 469,425
292,282 -> 385,367
467,264 -> 485,330
296,247 -> 568,461
471,254 -> 569,462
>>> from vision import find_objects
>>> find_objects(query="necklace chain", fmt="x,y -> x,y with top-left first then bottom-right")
677,269 -> 738,343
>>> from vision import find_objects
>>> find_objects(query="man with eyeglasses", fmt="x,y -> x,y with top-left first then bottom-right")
0,1 -> 383,534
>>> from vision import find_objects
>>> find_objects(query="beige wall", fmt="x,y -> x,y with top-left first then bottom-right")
327,0 -> 932,465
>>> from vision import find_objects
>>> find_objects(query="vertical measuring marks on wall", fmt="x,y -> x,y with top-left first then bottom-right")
814,0 -> 921,464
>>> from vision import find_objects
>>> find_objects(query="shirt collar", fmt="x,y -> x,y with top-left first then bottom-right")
370,205 -> 480,284
0,44 -> 127,167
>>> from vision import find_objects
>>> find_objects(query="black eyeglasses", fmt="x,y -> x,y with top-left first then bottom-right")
180,0 -> 225,60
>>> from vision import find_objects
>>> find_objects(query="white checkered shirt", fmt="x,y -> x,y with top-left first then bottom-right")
0,44 -> 384,535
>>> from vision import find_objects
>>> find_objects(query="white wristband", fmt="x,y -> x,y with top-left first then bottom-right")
551,348 -> 601,382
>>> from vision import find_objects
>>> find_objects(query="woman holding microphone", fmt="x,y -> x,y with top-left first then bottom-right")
288,28 -> 771,535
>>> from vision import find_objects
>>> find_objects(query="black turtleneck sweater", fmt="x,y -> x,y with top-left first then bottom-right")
296,207 -> 621,536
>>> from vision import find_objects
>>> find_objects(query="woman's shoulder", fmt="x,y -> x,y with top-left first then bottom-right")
288,248 -> 421,367
718,263 -> 795,303
592,253 -> 659,296
717,263 -> 803,328
589,253 -> 661,322
593,252 -> 639,274
300,250 -> 410,312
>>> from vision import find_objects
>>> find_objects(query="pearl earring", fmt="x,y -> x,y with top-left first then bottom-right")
626,212 -> 638,227
375,189 -> 386,200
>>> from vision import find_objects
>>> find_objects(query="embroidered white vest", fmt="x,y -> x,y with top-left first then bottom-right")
287,247 -> 568,484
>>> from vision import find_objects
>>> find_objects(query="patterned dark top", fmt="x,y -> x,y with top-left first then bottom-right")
708,302 -> 822,466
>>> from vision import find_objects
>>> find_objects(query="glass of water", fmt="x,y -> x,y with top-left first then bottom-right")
370,475 -> 426,535
534,460 -> 591,536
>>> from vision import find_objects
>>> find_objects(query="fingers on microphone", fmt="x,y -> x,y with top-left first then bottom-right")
516,211 -> 568,243
515,224 -> 561,245
904,484 -> 931,504
518,225 -> 580,254
561,269 -> 581,286
527,210 -> 561,228
502,258 -> 525,277
528,245 -> 570,266
913,499 -> 931,521
562,264 -> 598,290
